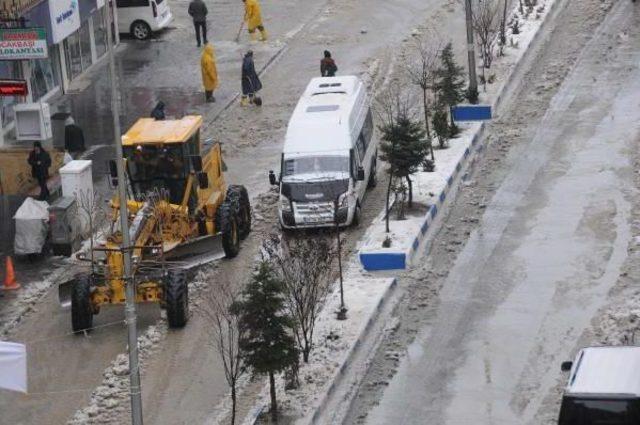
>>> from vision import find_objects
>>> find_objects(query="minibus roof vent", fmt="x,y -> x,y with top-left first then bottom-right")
306,105 -> 340,112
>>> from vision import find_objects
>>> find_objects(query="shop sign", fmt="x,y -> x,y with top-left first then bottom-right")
0,28 -> 48,60
49,0 -> 81,44
0,80 -> 28,96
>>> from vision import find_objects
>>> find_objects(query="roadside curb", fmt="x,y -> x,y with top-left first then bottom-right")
358,0 -> 564,271
307,278 -> 397,425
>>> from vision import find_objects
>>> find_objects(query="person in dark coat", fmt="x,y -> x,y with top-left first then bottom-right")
27,141 -> 52,201
320,50 -> 338,77
188,0 -> 208,47
64,116 -> 85,153
241,51 -> 263,106
150,101 -> 166,120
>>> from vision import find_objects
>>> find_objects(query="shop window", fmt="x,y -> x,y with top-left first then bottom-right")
30,46 -> 61,101
0,61 -> 22,127
93,8 -> 108,59
64,31 -> 83,80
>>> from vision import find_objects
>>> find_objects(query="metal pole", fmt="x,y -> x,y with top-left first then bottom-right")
105,3 -> 144,424
465,0 -> 478,94
333,198 -> 347,320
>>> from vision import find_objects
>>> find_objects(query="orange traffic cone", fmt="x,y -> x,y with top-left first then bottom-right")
2,256 -> 20,291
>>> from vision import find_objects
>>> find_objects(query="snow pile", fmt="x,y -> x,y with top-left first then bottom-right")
0,259 -> 76,339
593,289 -> 640,346
359,0 -> 559,264
67,325 -> 165,425
67,268 -> 214,424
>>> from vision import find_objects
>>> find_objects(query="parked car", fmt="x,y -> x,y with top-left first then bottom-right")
116,0 -> 173,40
558,346 -> 640,424
268,76 -> 378,229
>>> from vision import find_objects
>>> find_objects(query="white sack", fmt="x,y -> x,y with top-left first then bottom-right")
13,198 -> 49,255
0,341 -> 27,393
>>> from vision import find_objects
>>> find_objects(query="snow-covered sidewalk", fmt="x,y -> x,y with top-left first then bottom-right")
360,0 -> 561,271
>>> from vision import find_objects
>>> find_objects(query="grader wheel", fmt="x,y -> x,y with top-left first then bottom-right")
216,200 -> 240,258
165,270 -> 189,328
227,185 -> 252,240
71,275 -> 94,333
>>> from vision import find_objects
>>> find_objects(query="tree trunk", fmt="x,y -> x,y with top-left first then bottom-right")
385,169 -> 393,233
406,176 -> 413,208
422,89 -> 435,162
231,382 -> 237,425
303,342 -> 310,363
500,0 -> 508,50
269,371 -> 278,422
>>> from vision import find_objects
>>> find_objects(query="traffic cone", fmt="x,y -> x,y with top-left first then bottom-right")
2,256 -> 20,291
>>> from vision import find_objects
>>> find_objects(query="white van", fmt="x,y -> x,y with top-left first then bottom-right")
116,0 -> 173,40
558,346 -> 640,424
268,76 -> 378,229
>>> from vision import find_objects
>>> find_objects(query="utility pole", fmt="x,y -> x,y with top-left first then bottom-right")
105,4 -> 144,425
333,198 -> 347,320
464,0 -> 478,95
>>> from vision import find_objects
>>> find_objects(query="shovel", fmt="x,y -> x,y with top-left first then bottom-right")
235,21 -> 245,42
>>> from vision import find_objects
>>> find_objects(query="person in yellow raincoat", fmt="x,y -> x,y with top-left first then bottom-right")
200,43 -> 218,103
242,0 -> 267,41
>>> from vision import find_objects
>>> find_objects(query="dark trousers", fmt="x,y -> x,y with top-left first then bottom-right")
36,175 -> 49,201
194,21 -> 207,46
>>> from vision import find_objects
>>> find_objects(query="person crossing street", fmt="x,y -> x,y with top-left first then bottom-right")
188,0 -> 208,47
242,0 -> 267,42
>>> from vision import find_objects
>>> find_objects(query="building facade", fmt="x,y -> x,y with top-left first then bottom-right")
0,0 -> 119,142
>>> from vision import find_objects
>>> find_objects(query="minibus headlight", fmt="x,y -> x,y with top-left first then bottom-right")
338,192 -> 349,208
280,195 -> 292,211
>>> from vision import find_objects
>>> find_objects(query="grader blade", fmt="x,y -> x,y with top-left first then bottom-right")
164,234 -> 225,268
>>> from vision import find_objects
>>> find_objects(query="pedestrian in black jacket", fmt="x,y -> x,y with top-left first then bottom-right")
188,0 -> 208,47
241,51 -> 263,106
64,116 -> 85,153
27,141 -> 51,201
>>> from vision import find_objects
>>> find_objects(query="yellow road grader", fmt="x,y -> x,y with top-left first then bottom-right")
68,115 -> 251,332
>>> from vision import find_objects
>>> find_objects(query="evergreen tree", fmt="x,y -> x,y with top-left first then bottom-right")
435,42 -> 466,133
379,115 -> 428,208
432,108 -> 450,149
234,261 -> 298,422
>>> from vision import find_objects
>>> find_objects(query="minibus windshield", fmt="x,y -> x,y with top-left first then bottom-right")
283,155 -> 349,178
558,397 -> 640,425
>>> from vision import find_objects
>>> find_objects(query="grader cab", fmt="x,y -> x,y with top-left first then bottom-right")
69,116 -> 251,332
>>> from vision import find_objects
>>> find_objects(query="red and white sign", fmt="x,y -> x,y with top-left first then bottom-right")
0,28 -> 48,60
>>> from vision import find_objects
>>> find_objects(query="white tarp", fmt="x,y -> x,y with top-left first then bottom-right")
0,341 -> 27,393
13,198 -> 49,255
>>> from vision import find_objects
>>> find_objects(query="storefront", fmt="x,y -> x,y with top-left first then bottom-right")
0,0 -> 118,141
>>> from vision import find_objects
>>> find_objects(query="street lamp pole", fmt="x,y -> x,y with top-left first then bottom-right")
333,198 -> 347,320
105,3 -> 144,425
464,0 -> 478,94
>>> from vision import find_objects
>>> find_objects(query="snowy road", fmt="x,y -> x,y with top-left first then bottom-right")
361,1 -> 640,424
1,0 -> 468,423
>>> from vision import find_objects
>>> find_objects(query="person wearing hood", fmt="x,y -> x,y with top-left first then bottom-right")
150,101 -> 166,120
242,0 -> 267,41
241,50 -> 262,106
64,116 -> 85,153
320,50 -> 338,77
27,141 -> 52,201
200,43 -> 218,103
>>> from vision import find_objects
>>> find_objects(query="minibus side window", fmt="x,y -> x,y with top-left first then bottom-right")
116,0 -> 150,7
362,109 -> 373,150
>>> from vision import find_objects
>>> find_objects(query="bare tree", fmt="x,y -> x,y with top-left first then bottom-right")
77,188 -> 107,270
375,83 -> 420,233
262,232 -> 336,363
403,29 -> 443,162
472,0 -> 501,86
200,280 -> 246,425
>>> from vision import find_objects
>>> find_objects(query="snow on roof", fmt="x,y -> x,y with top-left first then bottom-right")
284,76 -> 366,156
567,346 -> 640,397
